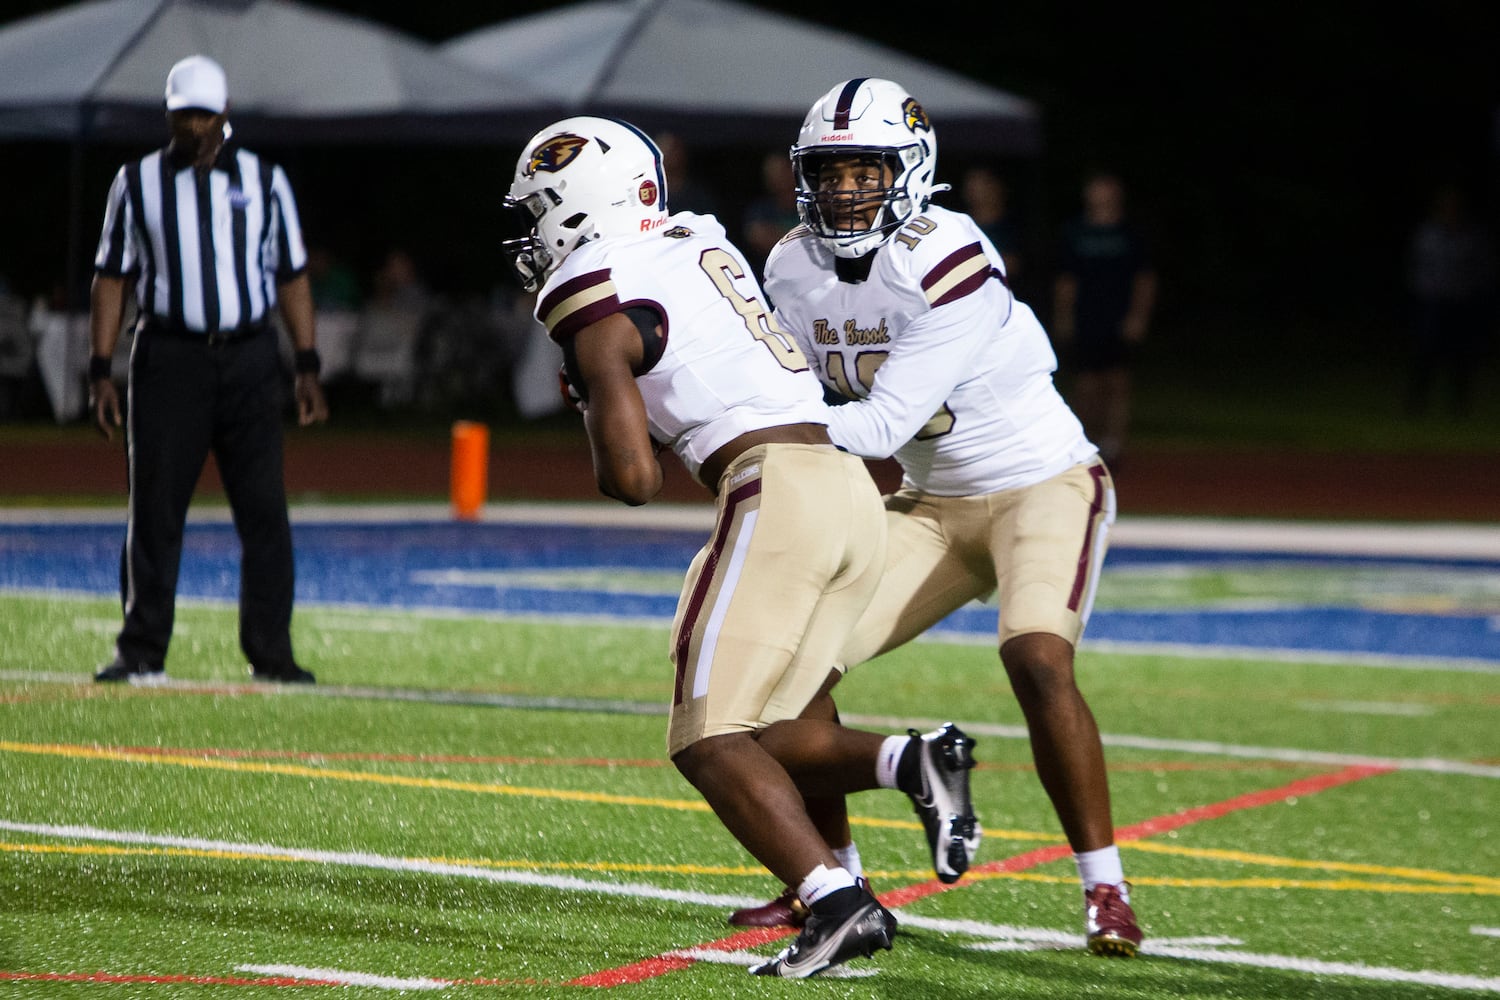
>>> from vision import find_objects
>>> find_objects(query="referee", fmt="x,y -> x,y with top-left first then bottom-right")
88,54 -> 328,685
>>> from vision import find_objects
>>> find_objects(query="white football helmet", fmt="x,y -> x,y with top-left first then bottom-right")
503,116 -> 669,292
791,78 -> 946,258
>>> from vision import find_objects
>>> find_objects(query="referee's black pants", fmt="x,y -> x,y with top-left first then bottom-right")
114,326 -> 298,673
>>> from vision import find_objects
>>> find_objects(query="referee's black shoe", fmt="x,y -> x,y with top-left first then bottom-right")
94,659 -> 166,684
251,664 -> 316,684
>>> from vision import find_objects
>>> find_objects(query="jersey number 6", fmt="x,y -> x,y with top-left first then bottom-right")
699,248 -> 810,372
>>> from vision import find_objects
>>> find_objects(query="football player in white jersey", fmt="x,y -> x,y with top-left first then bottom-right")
503,115 -> 984,978
734,79 -> 1143,957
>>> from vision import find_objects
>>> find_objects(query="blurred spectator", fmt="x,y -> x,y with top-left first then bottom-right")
742,150 -> 800,278
354,248 -> 433,406
1051,170 -> 1157,471
656,131 -> 722,219
27,280 -> 101,423
1404,182 -> 1498,418
307,244 -> 360,311
370,247 -> 431,311
961,165 -> 1023,288
0,274 -> 33,419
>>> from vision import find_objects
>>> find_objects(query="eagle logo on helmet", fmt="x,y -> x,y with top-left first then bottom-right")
902,98 -> 931,134
525,134 -> 588,177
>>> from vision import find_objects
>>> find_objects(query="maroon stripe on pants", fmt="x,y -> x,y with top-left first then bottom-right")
672,477 -> 763,705
1066,463 -> 1109,612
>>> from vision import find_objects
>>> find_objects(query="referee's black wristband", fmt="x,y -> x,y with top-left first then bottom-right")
88,355 -> 113,382
293,348 -> 322,375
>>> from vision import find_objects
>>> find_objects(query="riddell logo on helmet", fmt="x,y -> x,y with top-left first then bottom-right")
639,217 -> 668,232
819,133 -> 855,142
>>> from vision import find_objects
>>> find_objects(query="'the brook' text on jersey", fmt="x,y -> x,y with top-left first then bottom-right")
765,205 -> 1096,496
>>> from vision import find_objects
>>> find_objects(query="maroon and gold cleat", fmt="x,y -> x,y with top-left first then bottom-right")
1085,882 -> 1143,957
729,877 -> 876,929
728,885 -> 808,928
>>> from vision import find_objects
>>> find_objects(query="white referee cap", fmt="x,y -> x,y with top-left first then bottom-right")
165,55 -> 228,114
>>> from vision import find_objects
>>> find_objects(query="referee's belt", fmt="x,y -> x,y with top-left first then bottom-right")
140,316 -> 270,345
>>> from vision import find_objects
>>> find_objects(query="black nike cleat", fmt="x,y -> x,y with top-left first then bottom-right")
905,723 -> 981,883
748,890 -> 896,978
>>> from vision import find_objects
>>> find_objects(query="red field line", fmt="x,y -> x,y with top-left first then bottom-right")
572,763 -> 1396,986
879,763 -> 1394,911
569,929 -> 786,987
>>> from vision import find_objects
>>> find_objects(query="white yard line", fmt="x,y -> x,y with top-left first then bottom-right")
236,965 -> 450,990
1295,700 -> 1437,717
2,671 -> 1496,778
1071,638 -> 1500,675
5,819 -> 1494,993
840,713 -> 1500,780
6,585 -> 1494,676
1139,944 -> 1500,993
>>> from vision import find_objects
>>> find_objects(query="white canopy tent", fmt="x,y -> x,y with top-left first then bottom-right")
441,0 -> 1042,155
0,0 -> 564,421
0,0 -> 558,142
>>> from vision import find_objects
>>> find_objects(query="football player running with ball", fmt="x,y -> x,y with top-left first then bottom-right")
733,78 -> 1143,957
502,116 -> 982,978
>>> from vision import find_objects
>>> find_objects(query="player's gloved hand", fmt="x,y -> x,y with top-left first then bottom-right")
558,366 -> 587,415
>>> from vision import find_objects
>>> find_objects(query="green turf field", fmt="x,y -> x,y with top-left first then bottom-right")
2,582 -> 1497,999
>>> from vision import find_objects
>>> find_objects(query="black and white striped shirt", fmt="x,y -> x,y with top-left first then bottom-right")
94,145 -> 307,334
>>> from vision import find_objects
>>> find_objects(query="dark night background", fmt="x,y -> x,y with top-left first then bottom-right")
5,0 -> 1500,381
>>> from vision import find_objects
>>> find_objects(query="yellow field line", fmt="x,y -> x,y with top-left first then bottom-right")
0,740 -> 709,813
0,740 -> 1062,839
963,869 -> 1500,896
1121,839 -> 1500,890
1,840 -> 315,865
6,739 -> 1492,895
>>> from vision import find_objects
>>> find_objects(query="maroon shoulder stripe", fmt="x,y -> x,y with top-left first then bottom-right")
538,268 -> 622,342
538,268 -> 610,318
550,294 -> 625,342
921,241 -> 995,307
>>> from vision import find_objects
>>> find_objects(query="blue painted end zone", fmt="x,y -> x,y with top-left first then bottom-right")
2,520 -> 1495,665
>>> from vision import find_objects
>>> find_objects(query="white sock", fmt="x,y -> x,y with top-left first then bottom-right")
833,842 -> 864,882
1074,846 -> 1127,899
875,734 -> 909,789
796,863 -> 857,908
